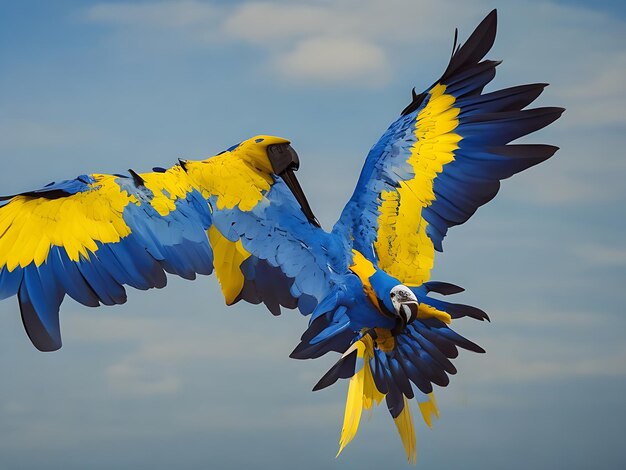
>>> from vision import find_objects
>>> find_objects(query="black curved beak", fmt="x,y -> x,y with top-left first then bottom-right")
267,143 -> 321,228
400,301 -> 419,325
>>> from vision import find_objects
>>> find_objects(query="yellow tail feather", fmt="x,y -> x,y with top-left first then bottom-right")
393,396 -> 417,464
336,336 -> 440,463
418,392 -> 440,428
336,362 -> 365,457
336,336 -> 384,457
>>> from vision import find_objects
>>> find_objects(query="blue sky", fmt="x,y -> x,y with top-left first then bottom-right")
1,1 -> 625,469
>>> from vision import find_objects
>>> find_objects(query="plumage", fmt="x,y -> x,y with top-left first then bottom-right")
0,10 -> 562,463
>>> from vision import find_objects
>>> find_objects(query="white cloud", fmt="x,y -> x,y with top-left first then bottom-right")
274,36 -> 389,84
467,340 -> 626,383
502,164 -> 610,206
501,128 -> 626,206
223,2 -> 332,42
65,311 -> 293,360
556,51 -> 626,129
451,307 -> 626,389
81,0 -> 626,127
81,0 -> 472,85
63,310 -> 299,397
106,362 -> 182,395
572,243 -> 626,267
496,309 -> 599,328
222,0 -> 467,44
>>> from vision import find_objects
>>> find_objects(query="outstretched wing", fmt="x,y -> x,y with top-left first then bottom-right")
0,136 -> 348,351
0,169 -> 213,351
334,9 -> 564,286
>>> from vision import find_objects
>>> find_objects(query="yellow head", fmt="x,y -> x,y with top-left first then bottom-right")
181,135 -> 319,225
213,135 -> 292,174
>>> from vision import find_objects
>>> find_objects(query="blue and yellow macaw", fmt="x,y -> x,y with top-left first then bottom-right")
0,10 -> 562,462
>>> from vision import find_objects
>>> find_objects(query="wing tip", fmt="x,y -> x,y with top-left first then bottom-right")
442,9 -> 498,81
18,294 -> 63,352
401,10 -> 501,117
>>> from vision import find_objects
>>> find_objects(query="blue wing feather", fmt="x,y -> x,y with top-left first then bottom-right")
334,10 -> 562,265
0,265 -> 22,300
48,247 -> 100,307
19,264 -> 64,351
0,170 -> 217,350
215,179 -> 351,317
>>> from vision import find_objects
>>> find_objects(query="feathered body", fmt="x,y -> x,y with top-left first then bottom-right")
0,10 -> 562,462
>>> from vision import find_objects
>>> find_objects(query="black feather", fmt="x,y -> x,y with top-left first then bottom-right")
423,281 -> 465,295
312,349 -> 357,391
128,169 -> 144,187
442,9 -> 498,81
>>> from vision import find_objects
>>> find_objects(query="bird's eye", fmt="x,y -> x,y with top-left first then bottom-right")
390,293 -> 396,298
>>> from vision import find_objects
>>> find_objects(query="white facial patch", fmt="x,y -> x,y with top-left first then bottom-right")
390,284 -> 418,313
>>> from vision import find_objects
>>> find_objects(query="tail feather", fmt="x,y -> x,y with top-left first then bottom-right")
418,392 -> 440,428
336,335 -> 384,457
312,280 -> 485,464
332,334 -> 432,464
393,396 -> 417,464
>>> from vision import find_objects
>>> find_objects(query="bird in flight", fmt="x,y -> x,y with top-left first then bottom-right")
0,10 -> 562,463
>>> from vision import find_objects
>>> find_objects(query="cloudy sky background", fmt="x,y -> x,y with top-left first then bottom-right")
1,0 -> 625,468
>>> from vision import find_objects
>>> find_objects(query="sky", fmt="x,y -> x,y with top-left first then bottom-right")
0,0 -> 625,468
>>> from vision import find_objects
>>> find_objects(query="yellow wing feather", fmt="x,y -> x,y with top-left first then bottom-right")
0,175 -> 134,270
375,84 -> 461,286
141,165 -> 193,216
0,135 -> 285,285
207,226 -> 251,305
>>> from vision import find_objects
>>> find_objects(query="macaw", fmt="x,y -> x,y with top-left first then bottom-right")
0,10 -> 562,462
